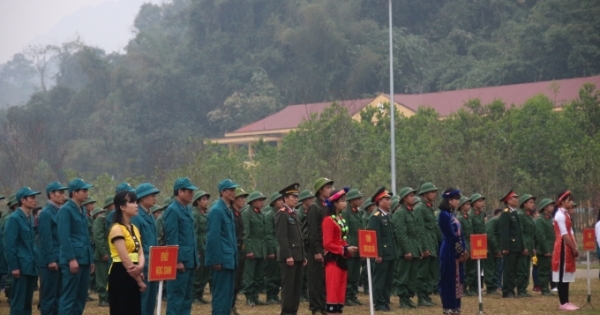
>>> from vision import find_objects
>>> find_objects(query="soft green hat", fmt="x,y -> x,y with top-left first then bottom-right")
361,199 -> 375,211
346,189 -> 364,201
103,195 -> 114,209
413,196 -> 421,206
6,194 -> 17,208
418,182 -> 438,195
82,196 -> 97,206
391,195 -> 400,210
459,196 -> 470,208
519,194 -> 536,207
192,190 -> 210,204
298,190 -> 315,202
235,188 -> 249,199
313,177 -> 334,194
469,193 -> 485,203
150,205 -> 164,213
269,192 -> 283,206
247,191 -> 267,204
397,187 -> 417,202
538,198 -> 554,210
163,196 -> 173,208
91,207 -> 106,217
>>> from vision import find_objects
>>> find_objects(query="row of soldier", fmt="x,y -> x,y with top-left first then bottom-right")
0,177 -> 557,315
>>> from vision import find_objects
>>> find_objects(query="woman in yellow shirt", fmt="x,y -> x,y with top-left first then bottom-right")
108,190 -> 146,315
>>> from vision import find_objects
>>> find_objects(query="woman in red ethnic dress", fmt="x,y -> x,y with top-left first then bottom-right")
322,188 -> 358,314
551,190 -> 579,311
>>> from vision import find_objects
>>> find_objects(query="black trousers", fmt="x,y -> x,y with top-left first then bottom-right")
280,262 -> 303,315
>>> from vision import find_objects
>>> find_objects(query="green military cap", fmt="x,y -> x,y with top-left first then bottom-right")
361,199 -> 375,210
150,205 -> 164,213
115,182 -> 134,193
103,195 -> 114,209
235,187 -> 249,198
82,196 -> 96,206
192,190 -> 211,204
397,187 -> 417,201
298,190 -> 314,202
136,183 -> 160,199
269,192 -> 283,207
518,194 -> 536,207
6,194 -> 17,207
469,193 -> 485,203
45,181 -> 68,195
16,187 -> 41,202
538,198 -> 554,210
413,196 -> 421,206
458,196 -> 470,208
174,177 -> 198,191
247,191 -> 267,204
391,195 -> 400,210
163,196 -> 174,208
499,189 -> 518,203
91,207 -> 106,217
417,182 -> 438,195
346,189 -> 364,201
313,177 -> 334,193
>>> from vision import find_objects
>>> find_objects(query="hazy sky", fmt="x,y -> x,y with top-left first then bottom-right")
0,0 -> 162,63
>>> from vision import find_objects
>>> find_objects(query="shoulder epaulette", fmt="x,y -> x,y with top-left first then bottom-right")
503,208 -> 509,212
373,210 -> 380,216
279,207 -> 286,212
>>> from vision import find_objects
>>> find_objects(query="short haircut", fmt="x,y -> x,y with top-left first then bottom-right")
493,208 -> 502,216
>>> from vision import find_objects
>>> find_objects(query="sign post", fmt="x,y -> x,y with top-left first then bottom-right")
582,228 -> 596,309
470,234 -> 487,315
358,229 -> 378,315
148,246 -> 179,315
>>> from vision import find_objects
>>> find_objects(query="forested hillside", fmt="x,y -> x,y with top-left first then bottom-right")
1,0 -> 599,190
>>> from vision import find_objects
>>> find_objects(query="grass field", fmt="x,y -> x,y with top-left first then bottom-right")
4,279 -> 598,315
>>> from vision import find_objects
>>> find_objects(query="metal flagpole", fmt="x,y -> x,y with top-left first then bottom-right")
367,258 -> 375,315
388,0 -> 396,194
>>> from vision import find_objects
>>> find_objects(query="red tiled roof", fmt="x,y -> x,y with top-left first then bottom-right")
394,76 -> 600,117
231,98 -> 374,134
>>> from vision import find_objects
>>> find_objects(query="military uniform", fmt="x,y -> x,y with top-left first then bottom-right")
367,188 -> 396,311
414,184 -> 440,304
466,195 -> 486,294
516,194 -> 536,296
457,197 -> 475,295
91,207 -> 109,306
275,184 -> 306,315
1,194 -> 17,302
392,187 -> 423,308
534,198 -> 555,295
498,191 -> 524,298
82,196 -> 97,297
0,195 -> 7,280
358,200 -> 375,295
191,191 -> 211,303
264,192 -> 282,304
232,188 -> 248,313
242,191 -> 268,305
484,215 -> 501,294
340,189 -> 363,306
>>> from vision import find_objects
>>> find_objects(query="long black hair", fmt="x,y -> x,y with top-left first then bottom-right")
438,188 -> 461,212
112,190 -> 137,224
552,190 -> 573,217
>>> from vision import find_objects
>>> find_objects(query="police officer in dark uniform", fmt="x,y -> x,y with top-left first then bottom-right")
275,183 -> 307,315
498,190 -> 524,298
367,187 -> 396,312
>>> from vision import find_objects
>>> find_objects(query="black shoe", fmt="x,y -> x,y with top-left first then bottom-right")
502,292 -> 515,298
265,298 -> 279,305
374,306 -> 390,312
345,299 -> 358,306
517,291 -> 532,298
384,304 -> 391,311
351,297 -> 363,305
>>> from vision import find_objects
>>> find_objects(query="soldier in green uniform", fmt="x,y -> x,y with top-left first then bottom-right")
91,207 -> 109,306
368,188 -> 396,312
516,194 -> 536,297
242,191 -> 268,306
1,194 -> 17,303
535,198 -> 555,296
232,187 -> 248,315
275,183 -> 307,315
359,199 -> 376,295
156,196 -> 172,302
0,194 -> 5,285
457,197 -> 475,296
191,190 -> 211,304
82,196 -> 97,300
264,192 -> 283,304
415,182 -> 439,305
498,190 -> 523,298
484,209 -> 502,294
390,195 -> 400,214
307,177 -> 334,315
295,189 -> 314,301
5,187 -> 40,315
392,187 -> 425,308
341,189 -> 363,306
468,193 -> 487,294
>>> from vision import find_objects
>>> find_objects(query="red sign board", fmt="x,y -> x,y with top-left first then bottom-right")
470,234 -> 487,260
148,246 -> 179,281
583,228 -> 596,251
358,229 -> 378,258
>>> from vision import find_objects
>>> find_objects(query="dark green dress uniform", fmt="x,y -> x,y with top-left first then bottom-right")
58,178 -> 95,315
275,189 -> 305,315
341,189 -> 363,306
484,215 -> 501,294
191,195 -> 210,303
392,198 -> 423,308
498,197 -> 524,298
5,202 -> 39,315
232,202 -> 246,311
307,194 -> 330,314
368,201 -> 396,311
516,194 -> 536,297
92,208 -> 109,306
294,196 -> 311,301
457,200 -> 475,295
264,193 -> 282,303
534,198 -> 555,295
242,191 -> 268,305
415,199 -> 439,302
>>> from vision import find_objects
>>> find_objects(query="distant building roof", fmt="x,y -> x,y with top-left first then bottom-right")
395,76 -> 600,116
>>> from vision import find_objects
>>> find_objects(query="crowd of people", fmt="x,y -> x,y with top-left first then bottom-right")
0,177 -> 599,315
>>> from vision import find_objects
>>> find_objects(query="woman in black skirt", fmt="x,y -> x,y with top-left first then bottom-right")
108,190 -> 147,315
